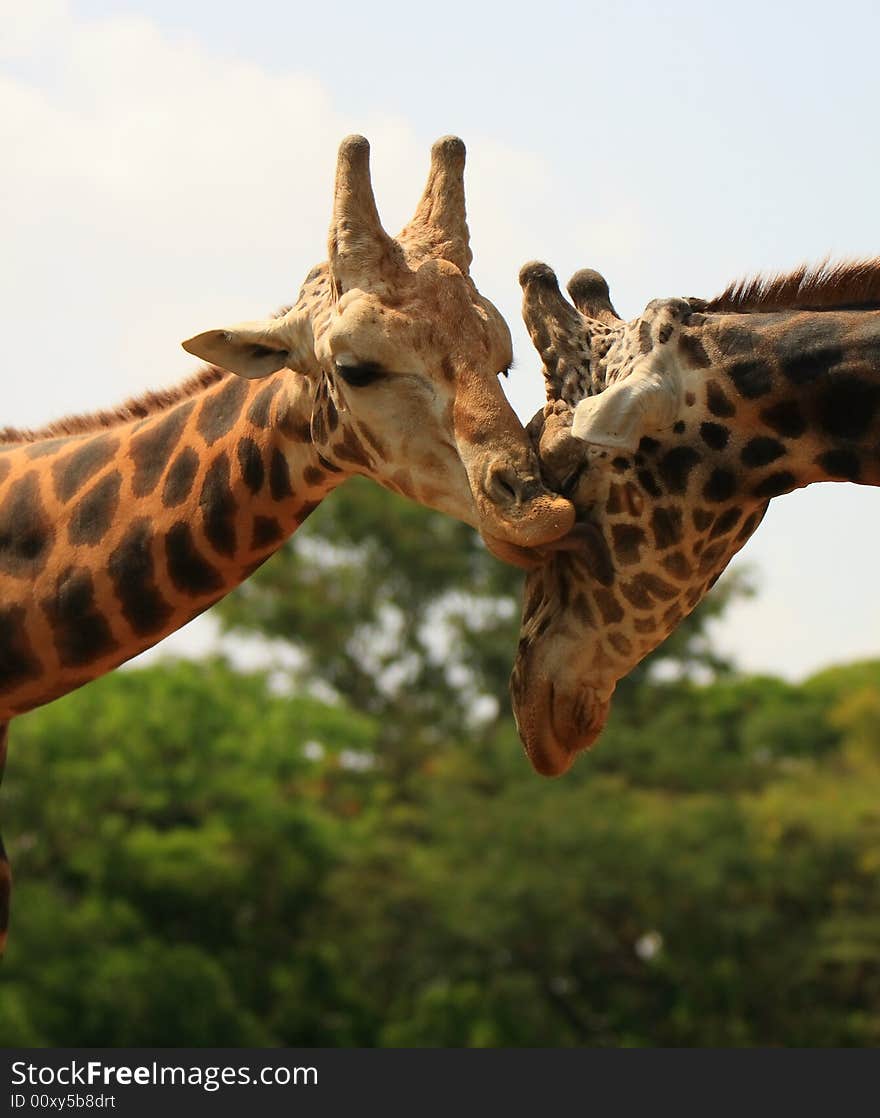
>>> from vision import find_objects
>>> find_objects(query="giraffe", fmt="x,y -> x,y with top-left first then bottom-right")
510,257 -> 880,776
0,136 -> 576,950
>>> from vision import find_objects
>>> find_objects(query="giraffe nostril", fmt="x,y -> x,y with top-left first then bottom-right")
488,468 -> 545,508
492,474 -> 518,504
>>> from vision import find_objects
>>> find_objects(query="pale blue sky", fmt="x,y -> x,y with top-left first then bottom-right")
3,0 -> 880,677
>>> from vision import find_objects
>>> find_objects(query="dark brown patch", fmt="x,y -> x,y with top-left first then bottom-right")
197,376 -> 250,446
741,437 -> 786,468
108,519 -> 174,636
698,541 -> 727,573
658,446 -> 701,494
693,508 -> 714,531
247,378 -> 283,428
639,319 -> 653,354
817,448 -> 861,480
658,324 -> 673,344
760,400 -> 806,439
706,380 -> 736,418
572,593 -> 595,627
165,523 -> 223,596
709,506 -> 742,539
163,447 -> 200,507
639,436 -> 660,455
52,434 -> 120,502
576,523 -> 616,586
237,438 -> 265,495
281,413 -> 311,443
662,603 -> 684,628
316,452 -> 344,475
41,567 -> 118,667
605,484 -> 623,514
727,359 -> 772,399
753,471 -> 796,498
130,402 -> 195,498
325,398 -> 339,432
0,605 -> 42,693
0,473 -> 51,577
685,391 -> 696,407
700,422 -> 730,450
296,500 -> 320,523
818,375 -> 880,439
333,431 -> 372,469
269,448 -> 294,500
717,324 -> 755,357
200,454 -> 238,557
68,471 -> 122,546
736,508 -> 766,542
702,468 -> 738,503
678,332 -> 712,368
651,506 -> 683,549
251,516 -> 284,549
611,523 -> 646,565
661,551 -> 692,579
637,469 -> 662,498
634,615 -> 657,635
303,466 -> 325,488
620,573 -> 676,610
594,588 -> 624,625
608,631 -> 632,656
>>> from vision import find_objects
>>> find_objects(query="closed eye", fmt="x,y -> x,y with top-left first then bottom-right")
335,360 -> 385,388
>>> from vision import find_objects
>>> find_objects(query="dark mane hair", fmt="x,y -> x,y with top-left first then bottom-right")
0,366 -> 228,444
707,258 -> 880,314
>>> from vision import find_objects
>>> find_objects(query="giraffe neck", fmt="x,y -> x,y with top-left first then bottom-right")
0,371 -> 341,719
674,308 -> 880,495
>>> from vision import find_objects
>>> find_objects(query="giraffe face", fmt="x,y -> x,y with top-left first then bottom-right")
184,137 -> 575,557
511,267 -> 769,775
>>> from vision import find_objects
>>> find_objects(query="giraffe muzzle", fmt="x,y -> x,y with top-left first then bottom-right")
473,458 -> 575,552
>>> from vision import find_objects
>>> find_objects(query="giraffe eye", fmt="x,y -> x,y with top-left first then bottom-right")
335,361 -> 385,388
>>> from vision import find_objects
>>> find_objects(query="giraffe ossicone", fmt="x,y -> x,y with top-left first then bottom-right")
513,258 -> 880,777
0,135 -> 576,952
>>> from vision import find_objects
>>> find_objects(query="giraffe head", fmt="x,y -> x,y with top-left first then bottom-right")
510,263 -> 776,775
183,137 -> 574,559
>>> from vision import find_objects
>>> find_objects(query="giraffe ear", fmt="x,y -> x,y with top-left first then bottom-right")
571,364 -> 683,451
181,321 -> 292,379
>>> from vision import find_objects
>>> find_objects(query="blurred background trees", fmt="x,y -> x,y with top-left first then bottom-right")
2,480 -> 879,1046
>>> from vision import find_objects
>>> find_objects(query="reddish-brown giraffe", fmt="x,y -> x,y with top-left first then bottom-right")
0,137 -> 575,950
511,258 -> 880,776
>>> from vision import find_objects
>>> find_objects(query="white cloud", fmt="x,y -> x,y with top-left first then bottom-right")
3,3 -> 878,682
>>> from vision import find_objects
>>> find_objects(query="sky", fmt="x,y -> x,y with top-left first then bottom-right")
2,0 -> 880,680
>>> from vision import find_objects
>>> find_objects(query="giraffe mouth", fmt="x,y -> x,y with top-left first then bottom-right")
512,676 -> 610,776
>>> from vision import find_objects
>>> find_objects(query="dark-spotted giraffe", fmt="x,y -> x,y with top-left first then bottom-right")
0,136 -> 575,950
510,258 -> 880,776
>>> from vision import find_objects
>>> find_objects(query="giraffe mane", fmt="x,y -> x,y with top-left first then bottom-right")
706,257 -> 880,314
0,366 -> 229,444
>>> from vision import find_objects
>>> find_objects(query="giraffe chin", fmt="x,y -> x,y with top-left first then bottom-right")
514,679 -> 610,777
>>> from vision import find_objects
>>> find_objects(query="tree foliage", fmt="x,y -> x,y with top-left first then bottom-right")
1,482 -> 878,1047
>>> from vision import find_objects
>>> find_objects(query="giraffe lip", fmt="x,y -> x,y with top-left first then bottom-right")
477,489 -> 576,549
515,678 -> 608,776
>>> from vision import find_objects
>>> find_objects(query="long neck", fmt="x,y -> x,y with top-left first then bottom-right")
680,308 -> 880,495
0,371 -> 340,719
